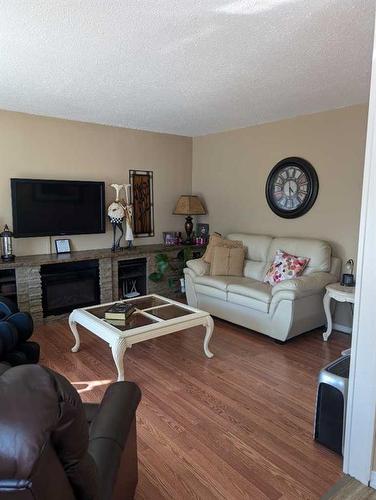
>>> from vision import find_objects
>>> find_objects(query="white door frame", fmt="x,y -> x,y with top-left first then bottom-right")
343,13 -> 376,485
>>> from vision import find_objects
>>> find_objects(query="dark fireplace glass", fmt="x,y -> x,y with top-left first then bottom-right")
41,260 -> 100,317
45,278 -> 97,311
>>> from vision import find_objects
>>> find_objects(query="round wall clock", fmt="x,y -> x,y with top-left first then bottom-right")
265,157 -> 319,218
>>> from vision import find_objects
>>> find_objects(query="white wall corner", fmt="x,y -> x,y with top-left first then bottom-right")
343,11 -> 376,485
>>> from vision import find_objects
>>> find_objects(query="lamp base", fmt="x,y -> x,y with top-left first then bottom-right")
184,215 -> 193,244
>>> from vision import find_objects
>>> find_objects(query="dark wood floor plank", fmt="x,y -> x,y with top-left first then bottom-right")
34,318 -> 349,499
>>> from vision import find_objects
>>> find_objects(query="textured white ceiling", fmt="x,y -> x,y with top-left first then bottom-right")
0,0 -> 374,136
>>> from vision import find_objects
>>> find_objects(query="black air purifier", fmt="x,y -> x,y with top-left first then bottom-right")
314,354 -> 350,455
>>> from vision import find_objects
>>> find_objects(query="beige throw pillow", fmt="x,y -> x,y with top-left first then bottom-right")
203,233 -> 243,264
210,246 -> 246,276
202,233 -> 223,263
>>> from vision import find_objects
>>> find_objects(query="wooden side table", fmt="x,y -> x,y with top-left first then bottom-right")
323,282 -> 355,341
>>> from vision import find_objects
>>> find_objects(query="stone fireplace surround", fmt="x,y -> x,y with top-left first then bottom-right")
0,243 -> 204,324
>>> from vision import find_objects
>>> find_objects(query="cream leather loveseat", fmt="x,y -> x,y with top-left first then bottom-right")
184,233 -> 341,342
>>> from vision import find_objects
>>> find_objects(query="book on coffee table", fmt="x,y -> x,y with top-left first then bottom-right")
105,318 -> 131,327
105,302 -> 135,321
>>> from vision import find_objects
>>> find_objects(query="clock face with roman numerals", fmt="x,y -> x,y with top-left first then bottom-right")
266,157 -> 319,218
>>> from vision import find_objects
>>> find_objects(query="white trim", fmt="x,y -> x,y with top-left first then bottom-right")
370,471 -> 376,489
332,322 -> 352,334
343,13 -> 376,485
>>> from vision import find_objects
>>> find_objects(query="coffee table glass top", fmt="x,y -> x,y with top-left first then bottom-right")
130,296 -> 168,309
146,305 -> 193,320
89,306 -> 157,331
87,295 -> 194,332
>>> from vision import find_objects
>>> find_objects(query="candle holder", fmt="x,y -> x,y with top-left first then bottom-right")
1,225 -> 15,262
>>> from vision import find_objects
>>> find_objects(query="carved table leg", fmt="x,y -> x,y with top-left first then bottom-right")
69,314 -> 81,352
111,338 -> 128,381
203,315 -> 214,358
323,292 -> 333,341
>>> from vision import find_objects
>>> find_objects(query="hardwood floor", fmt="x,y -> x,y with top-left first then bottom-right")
322,475 -> 376,499
34,318 -> 350,499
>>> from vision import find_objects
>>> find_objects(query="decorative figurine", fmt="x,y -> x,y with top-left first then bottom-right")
122,184 -> 134,248
1,225 -> 15,262
108,184 -> 125,252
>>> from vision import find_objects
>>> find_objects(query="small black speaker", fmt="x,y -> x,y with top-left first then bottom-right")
341,273 -> 355,287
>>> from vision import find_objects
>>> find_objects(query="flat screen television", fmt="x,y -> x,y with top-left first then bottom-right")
11,179 -> 106,237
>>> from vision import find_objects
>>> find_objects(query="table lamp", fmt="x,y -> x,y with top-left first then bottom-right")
173,195 -> 206,243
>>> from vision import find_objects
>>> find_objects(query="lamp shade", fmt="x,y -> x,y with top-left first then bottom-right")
173,195 -> 206,215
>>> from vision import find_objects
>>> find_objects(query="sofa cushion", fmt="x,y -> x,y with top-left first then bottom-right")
227,292 -> 270,313
194,275 -> 256,291
243,261 -> 269,281
227,280 -> 272,313
210,246 -> 245,276
271,271 -> 337,297
195,284 -> 227,301
227,233 -> 273,280
194,275 -> 271,311
227,233 -> 272,261
227,280 -> 272,303
267,237 -> 331,274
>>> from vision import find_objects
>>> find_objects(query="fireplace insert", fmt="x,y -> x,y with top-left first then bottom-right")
41,260 -> 100,317
118,258 -> 147,299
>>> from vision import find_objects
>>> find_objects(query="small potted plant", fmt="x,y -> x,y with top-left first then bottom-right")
149,248 -> 193,292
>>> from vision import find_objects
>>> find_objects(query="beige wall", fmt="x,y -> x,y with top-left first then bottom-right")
0,106 -> 368,327
0,110 -> 192,255
193,105 -> 368,328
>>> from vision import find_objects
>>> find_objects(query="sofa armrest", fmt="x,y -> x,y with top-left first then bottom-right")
185,258 -> 209,277
271,272 -> 337,299
88,381 -> 141,449
87,381 -> 141,500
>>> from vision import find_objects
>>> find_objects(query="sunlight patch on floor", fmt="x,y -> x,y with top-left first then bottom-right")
72,379 -> 112,393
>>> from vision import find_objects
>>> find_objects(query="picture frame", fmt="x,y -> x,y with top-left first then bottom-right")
55,239 -> 71,254
196,223 -> 209,242
163,231 -> 178,246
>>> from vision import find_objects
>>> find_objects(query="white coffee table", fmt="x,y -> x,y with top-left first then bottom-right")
323,282 -> 355,341
68,294 -> 214,381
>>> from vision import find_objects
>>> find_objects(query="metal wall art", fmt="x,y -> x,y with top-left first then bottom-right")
129,170 -> 154,237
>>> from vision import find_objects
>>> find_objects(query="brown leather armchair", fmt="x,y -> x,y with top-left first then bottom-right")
0,362 -> 141,500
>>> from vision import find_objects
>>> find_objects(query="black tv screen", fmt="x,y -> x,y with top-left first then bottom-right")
11,179 -> 106,237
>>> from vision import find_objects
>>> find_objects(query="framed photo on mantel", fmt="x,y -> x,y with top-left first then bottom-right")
129,170 -> 155,237
55,239 -> 71,254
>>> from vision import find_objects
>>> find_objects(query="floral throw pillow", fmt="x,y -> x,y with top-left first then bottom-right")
264,249 -> 310,286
